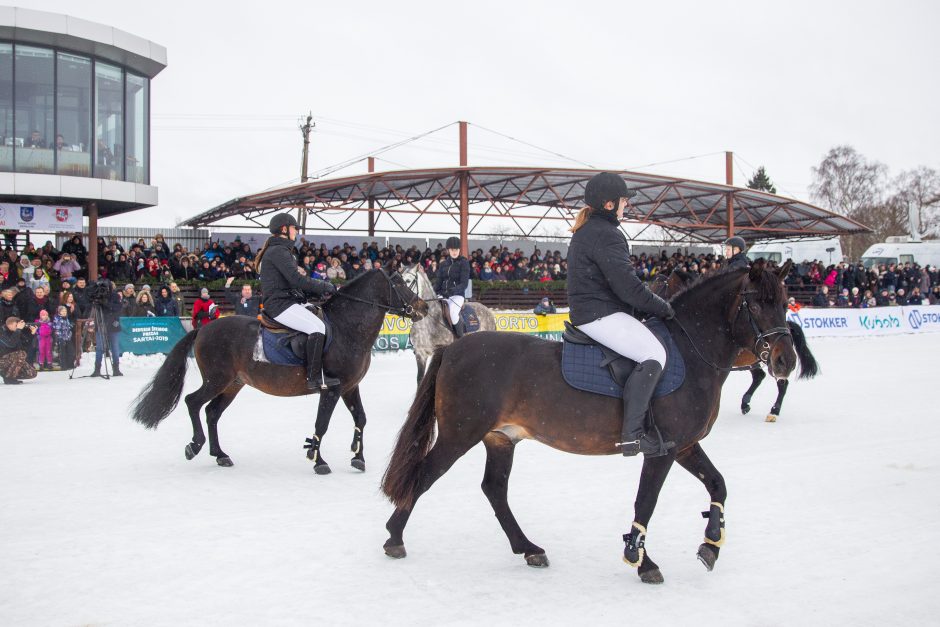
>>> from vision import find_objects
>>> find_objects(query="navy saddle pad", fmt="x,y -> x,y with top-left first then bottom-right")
461,306 -> 481,333
260,313 -> 333,367
561,318 -> 685,399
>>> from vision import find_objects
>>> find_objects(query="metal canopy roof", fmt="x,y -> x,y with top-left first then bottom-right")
182,167 -> 870,242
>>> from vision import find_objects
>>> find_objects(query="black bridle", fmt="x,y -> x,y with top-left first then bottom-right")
331,270 -> 420,318
673,289 -> 791,373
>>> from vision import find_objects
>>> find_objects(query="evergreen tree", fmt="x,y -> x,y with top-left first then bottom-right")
746,166 -> 777,194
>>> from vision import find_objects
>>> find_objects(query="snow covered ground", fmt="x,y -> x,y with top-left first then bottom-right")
1,334 -> 938,626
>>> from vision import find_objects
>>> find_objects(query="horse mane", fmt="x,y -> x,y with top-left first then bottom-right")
670,265 -> 784,308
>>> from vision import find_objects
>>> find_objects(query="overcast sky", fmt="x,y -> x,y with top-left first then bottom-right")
25,0 -> 940,232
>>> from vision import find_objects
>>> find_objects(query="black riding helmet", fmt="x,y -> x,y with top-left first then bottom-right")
723,236 -> 746,251
584,172 -> 636,211
268,213 -> 299,234
445,236 -> 461,250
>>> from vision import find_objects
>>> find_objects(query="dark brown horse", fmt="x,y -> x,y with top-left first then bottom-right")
655,268 -> 819,421
381,261 -> 797,583
131,269 -> 428,473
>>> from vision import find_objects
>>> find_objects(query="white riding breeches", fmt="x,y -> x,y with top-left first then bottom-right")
273,303 -> 325,335
579,312 -> 667,367
445,296 -> 465,325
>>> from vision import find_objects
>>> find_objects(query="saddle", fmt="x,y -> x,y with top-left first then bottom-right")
560,319 -> 685,399
257,306 -> 332,366
438,299 -> 481,336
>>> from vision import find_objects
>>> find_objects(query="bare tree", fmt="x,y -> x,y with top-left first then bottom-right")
893,166 -> 940,238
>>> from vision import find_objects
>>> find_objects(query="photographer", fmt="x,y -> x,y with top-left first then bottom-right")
0,316 -> 37,384
90,280 -> 123,377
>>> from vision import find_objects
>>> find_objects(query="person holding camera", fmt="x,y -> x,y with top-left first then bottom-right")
0,316 -> 37,384
91,280 -> 123,377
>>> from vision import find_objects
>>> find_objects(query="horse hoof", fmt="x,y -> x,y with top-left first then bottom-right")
351,458 -> 366,472
525,553 -> 550,568
741,403 -> 751,415
765,413 -> 777,423
384,543 -> 406,559
184,444 -> 199,460
216,456 -> 234,467
314,463 -> 332,475
639,568 -> 664,584
697,544 -> 718,571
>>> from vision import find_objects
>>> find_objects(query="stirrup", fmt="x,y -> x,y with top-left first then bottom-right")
618,429 -> 675,458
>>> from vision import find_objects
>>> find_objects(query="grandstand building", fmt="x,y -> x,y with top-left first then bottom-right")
0,6 -> 165,278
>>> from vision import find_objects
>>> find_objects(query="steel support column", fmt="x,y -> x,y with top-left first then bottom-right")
725,151 -> 734,238
367,156 -> 376,237
87,201 -> 98,280
459,121 -> 469,256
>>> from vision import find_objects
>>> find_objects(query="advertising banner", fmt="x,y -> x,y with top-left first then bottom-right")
372,313 -> 570,351
0,203 -> 83,232
119,317 -> 188,355
786,305 -> 940,337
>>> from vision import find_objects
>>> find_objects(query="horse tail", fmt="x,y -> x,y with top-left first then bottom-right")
788,320 -> 819,380
382,347 -> 443,510
130,329 -> 198,429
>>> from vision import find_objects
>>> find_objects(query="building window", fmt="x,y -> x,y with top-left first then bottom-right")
56,52 -> 92,177
125,73 -> 148,184
0,43 -> 12,172
94,61 -> 123,180
14,45 -> 55,174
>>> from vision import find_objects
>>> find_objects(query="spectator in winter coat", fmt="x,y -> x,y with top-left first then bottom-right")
895,288 -> 909,306
155,286 -> 180,317
224,277 -> 261,317
835,289 -> 850,308
811,286 -> 830,308
191,288 -> 219,328
52,305 -> 74,369
1,288 -> 20,322
908,287 -> 924,306
169,283 -> 187,317
53,253 -> 81,281
0,316 -> 37,383
534,296 -> 557,315
132,291 -> 157,317
34,309 -> 54,370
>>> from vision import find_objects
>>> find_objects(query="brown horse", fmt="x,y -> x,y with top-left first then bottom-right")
131,269 -> 428,473
381,261 -> 796,583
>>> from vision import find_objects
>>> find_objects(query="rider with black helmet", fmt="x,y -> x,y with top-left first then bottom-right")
434,236 -> 471,337
567,172 -> 675,457
257,213 -> 339,390
724,236 -> 749,269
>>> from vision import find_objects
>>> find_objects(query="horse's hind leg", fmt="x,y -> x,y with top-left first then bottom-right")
205,384 -> 244,467
741,366 -> 766,414
766,378 -> 789,422
625,454 -> 675,584
305,387 -> 342,475
183,379 -> 230,461
675,443 -> 727,572
343,386 -> 367,471
481,431 -> 547,567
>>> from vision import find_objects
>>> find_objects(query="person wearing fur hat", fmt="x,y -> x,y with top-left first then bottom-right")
567,172 -> 675,458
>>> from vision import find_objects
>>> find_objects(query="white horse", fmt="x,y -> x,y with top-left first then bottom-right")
400,264 -> 497,382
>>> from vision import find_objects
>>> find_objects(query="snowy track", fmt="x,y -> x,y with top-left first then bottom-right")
2,335 -> 938,625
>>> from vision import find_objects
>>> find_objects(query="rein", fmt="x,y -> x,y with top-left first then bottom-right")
671,288 -> 790,373
331,272 -> 417,317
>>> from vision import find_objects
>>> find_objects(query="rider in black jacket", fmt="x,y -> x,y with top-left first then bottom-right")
724,236 -> 749,269
567,172 -> 675,457
434,236 -> 471,337
258,213 -> 338,390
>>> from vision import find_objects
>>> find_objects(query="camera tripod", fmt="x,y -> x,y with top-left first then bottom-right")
69,304 -> 114,380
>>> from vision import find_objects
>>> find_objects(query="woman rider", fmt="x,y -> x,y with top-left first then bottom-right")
257,213 -> 339,390
434,236 -> 471,337
724,236 -> 749,269
567,172 -> 675,457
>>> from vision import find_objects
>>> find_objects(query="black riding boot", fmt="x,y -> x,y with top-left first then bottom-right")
306,332 -> 339,391
620,360 -> 674,457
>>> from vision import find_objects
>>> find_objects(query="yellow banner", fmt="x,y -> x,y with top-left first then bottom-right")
378,313 -> 570,337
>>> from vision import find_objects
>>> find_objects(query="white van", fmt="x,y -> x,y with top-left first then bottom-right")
746,237 -> 843,265
860,239 -> 940,268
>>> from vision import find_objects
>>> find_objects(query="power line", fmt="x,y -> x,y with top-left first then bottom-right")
472,123 -> 596,168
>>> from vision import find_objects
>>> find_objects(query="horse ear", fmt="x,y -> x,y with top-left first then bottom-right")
778,260 -> 793,280
748,258 -> 766,281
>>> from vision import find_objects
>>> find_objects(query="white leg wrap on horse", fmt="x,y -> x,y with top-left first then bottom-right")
446,296 -> 465,325
579,312 -> 667,366
273,304 -> 325,335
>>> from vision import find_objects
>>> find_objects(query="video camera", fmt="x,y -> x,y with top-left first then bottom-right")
90,279 -> 113,306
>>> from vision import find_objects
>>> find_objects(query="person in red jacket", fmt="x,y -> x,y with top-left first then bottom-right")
191,287 -> 219,328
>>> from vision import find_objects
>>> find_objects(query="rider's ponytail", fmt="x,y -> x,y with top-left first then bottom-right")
255,238 -> 273,273
570,207 -> 593,233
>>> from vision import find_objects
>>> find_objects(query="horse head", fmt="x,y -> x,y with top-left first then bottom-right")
400,264 -> 437,301
334,268 -> 428,321
735,259 -> 797,379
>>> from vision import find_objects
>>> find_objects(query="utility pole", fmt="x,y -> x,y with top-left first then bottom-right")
298,112 -> 314,231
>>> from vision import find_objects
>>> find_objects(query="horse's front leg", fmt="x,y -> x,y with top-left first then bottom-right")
766,378 -> 789,422
624,454 -> 674,584
741,365 -> 765,414
343,386 -> 367,472
305,387 -> 342,475
675,443 -> 726,571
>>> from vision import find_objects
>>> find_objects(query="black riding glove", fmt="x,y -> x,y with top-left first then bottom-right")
657,301 -> 675,320
322,282 -> 337,295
